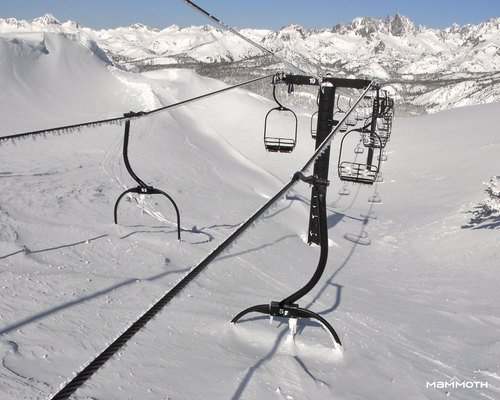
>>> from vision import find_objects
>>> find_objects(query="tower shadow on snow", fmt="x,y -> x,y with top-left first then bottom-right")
0,267 -> 189,336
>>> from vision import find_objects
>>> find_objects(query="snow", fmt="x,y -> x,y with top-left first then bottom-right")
1,28 -> 499,400
1,14 -> 499,116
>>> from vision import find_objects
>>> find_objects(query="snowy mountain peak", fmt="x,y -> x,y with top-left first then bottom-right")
279,24 -> 312,40
343,16 -> 385,37
129,23 -> 159,32
162,24 -> 181,32
32,13 -> 61,26
2,17 -> 19,25
0,17 -> 28,29
62,20 -> 82,30
340,14 -> 419,37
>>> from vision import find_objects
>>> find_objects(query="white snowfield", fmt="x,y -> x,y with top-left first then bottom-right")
0,30 -> 499,400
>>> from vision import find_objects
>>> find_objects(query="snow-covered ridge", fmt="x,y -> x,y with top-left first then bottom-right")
1,13 -> 500,113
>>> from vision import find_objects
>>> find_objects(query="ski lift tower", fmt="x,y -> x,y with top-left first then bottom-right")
307,76 -> 373,244
231,74 -> 376,347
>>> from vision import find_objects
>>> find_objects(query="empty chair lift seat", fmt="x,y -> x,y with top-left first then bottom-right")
338,162 -> 378,184
264,136 -> 295,153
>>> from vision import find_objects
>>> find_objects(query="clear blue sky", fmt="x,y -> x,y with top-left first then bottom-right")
2,0 -> 499,30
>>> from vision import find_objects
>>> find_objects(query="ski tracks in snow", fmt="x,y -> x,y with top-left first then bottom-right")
0,340 -> 50,399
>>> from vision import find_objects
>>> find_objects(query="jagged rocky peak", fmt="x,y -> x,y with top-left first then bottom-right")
446,22 -> 463,34
32,13 -> 61,26
332,14 -> 418,38
385,13 -> 418,36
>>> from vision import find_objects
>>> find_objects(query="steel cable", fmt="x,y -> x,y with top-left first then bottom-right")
0,73 -> 275,143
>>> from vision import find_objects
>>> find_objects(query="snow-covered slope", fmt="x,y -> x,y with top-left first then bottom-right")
0,32 -> 141,135
1,13 -> 500,114
0,29 -> 499,400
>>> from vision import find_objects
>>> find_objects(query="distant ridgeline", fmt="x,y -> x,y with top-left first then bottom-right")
2,13 -> 499,114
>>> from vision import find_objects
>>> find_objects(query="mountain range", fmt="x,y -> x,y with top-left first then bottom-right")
1,13 -> 499,114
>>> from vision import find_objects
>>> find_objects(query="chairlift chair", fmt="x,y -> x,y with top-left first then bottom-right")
363,130 -> 388,149
345,98 -> 357,126
378,117 -> 392,131
363,108 -> 370,120
338,129 -> 382,185
345,115 -> 356,126
379,91 -> 389,111
334,111 -> 348,133
376,122 -> 392,142
380,94 -> 394,116
264,84 -> 298,153
360,96 -> 372,120
378,117 -> 392,142
363,94 -> 373,106
339,162 -> 379,185
355,109 -> 364,121
379,93 -> 395,125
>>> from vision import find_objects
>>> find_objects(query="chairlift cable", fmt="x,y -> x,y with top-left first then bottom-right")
143,72 -> 275,116
0,73 -> 274,143
0,116 -> 124,143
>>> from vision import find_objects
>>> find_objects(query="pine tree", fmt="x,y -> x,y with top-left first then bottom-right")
466,175 -> 500,228
478,176 -> 500,217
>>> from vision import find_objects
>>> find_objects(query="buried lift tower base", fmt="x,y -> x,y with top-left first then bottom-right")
113,112 -> 181,241
231,172 -> 342,347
